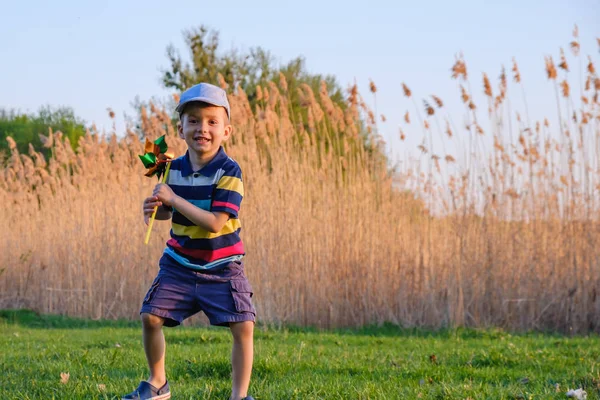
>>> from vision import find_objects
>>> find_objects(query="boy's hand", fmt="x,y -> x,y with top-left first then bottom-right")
143,196 -> 163,225
153,183 -> 178,207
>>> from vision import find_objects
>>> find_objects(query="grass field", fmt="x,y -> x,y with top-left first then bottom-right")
1,310 -> 599,399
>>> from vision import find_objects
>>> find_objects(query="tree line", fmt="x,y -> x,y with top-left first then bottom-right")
1,24 -> 354,162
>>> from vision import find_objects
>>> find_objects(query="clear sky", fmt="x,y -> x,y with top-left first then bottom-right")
1,0 -> 598,162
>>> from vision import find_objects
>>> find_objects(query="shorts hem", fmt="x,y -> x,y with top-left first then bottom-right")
140,305 -> 181,327
211,313 -> 256,327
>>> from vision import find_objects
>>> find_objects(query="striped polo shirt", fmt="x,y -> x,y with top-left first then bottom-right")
162,146 -> 245,270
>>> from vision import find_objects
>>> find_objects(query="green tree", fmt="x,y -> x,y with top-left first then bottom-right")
157,25 -> 382,165
0,106 -> 87,159
161,25 -> 346,112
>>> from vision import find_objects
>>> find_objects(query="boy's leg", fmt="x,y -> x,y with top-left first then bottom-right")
195,261 -> 256,399
229,321 -> 254,400
141,312 -> 167,388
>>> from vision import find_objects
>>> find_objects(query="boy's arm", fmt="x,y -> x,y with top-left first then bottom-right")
153,160 -> 243,233
152,182 -> 228,232
170,196 -> 229,233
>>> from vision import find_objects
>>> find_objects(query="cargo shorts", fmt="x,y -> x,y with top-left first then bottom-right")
140,254 -> 256,327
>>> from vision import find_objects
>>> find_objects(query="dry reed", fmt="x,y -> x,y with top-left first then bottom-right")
1,32 -> 599,333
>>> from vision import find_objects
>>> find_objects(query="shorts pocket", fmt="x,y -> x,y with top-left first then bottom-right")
143,277 -> 161,305
230,279 -> 254,313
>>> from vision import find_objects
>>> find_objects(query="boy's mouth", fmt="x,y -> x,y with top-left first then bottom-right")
194,136 -> 211,143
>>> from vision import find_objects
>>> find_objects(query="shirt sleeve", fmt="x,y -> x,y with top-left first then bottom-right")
212,163 -> 244,218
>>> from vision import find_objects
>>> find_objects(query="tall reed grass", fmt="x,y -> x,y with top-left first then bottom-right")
1,31 -> 599,333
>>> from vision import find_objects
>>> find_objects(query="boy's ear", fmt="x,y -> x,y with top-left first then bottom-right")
223,123 -> 233,141
177,121 -> 183,138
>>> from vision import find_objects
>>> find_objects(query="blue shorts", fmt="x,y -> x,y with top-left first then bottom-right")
140,254 -> 256,327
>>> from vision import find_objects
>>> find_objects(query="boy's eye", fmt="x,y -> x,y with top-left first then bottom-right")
209,120 -> 218,125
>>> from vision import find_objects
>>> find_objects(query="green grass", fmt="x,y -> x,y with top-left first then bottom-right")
1,310 -> 599,399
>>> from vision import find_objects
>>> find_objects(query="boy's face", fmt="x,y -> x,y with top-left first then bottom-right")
178,102 -> 232,159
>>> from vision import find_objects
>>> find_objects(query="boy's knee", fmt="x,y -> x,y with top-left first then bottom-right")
230,321 -> 254,341
141,312 -> 165,329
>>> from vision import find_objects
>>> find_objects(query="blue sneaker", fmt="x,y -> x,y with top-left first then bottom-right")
242,397 -> 255,400
121,381 -> 171,400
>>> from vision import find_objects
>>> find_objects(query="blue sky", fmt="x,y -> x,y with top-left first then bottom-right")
1,0 -> 597,162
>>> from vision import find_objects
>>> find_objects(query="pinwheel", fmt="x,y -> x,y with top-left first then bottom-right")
139,135 -> 174,244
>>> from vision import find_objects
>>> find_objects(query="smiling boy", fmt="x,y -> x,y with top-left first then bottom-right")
123,83 -> 255,400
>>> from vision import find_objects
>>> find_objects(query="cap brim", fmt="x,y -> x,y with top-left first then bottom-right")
176,97 -> 229,116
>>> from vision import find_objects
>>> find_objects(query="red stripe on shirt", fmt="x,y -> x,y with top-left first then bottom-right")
167,239 -> 245,263
212,201 -> 239,212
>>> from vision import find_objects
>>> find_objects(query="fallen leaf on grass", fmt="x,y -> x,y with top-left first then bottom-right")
97,384 -> 106,392
60,372 -> 70,384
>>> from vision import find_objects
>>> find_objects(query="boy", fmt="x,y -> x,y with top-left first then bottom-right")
123,83 -> 255,400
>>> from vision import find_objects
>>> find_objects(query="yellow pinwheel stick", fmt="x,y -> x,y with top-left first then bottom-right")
138,135 -> 175,244
144,161 -> 172,245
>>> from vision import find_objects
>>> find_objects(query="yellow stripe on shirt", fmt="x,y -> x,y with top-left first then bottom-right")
216,176 -> 244,196
172,218 -> 241,239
